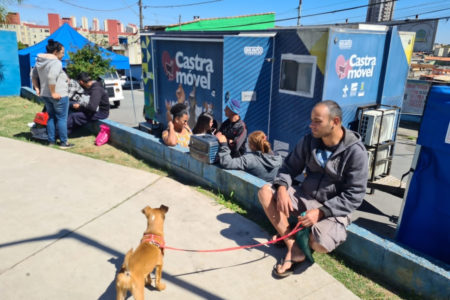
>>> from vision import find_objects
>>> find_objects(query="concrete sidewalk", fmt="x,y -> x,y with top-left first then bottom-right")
0,137 -> 358,300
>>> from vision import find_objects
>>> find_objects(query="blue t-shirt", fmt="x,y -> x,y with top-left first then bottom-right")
316,140 -> 340,168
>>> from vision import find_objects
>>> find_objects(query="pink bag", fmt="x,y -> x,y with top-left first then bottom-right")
95,124 -> 110,146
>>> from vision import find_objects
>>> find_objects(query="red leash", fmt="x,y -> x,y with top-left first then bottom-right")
163,222 -> 305,253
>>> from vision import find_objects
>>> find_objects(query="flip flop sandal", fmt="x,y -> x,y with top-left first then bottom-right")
272,259 -> 303,278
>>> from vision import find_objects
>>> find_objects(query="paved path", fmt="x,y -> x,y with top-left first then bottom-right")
0,137 -> 358,299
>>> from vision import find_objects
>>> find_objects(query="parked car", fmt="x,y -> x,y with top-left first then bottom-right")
100,71 -> 124,108
120,75 -> 127,86
122,76 -> 143,89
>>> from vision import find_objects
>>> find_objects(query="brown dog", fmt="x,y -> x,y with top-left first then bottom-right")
116,205 -> 169,300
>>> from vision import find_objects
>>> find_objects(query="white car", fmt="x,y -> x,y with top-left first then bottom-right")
100,71 -> 124,108
120,75 -> 127,86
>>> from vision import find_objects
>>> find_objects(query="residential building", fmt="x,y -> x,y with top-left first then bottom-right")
1,13 -> 50,46
71,16 -> 76,28
48,13 -> 61,33
22,23 -> 51,45
125,24 -> 138,34
0,12 -> 142,64
81,17 -> 88,30
92,18 -> 100,31
433,45 -> 450,57
366,0 -> 395,23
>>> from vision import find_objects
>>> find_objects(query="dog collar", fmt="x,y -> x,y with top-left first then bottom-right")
141,233 -> 165,248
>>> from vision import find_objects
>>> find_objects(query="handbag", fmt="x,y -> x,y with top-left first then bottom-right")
33,112 -> 49,126
95,124 -> 110,146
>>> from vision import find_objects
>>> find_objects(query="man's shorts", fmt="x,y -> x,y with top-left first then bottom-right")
272,184 -> 351,252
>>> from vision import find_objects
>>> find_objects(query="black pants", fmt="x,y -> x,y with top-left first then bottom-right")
67,110 -> 109,134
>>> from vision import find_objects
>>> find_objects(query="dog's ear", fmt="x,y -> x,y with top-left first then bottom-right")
159,205 -> 169,214
141,206 -> 151,216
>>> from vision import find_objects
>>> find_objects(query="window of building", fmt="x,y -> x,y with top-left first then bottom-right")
279,54 -> 317,98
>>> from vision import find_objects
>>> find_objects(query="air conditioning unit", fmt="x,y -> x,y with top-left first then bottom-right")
359,109 -> 397,146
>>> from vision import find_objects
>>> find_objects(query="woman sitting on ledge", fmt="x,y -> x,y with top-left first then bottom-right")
192,112 -> 217,135
162,103 -> 192,147
217,130 -> 282,182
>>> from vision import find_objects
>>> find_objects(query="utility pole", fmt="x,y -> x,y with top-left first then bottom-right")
139,0 -> 143,30
297,0 -> 302,26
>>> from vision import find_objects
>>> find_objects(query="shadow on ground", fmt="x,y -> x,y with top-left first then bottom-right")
1,208 -> 297,300
354,200 -> 399,238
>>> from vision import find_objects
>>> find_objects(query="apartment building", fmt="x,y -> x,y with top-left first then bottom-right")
366,0 -> 395,23
1,12 -> 50,45
0,12 -> 142,64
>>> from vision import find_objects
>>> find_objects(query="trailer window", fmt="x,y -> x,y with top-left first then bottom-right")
279,54 -> 316,98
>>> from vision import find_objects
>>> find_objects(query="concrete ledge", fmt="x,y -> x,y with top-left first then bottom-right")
21,86 -> 43,104
336,224 -> 450,299
88,119 -> 267,215
21,87 -> 450,299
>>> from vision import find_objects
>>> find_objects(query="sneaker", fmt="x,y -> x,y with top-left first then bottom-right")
48,142 -> 56,146
59,142 -> 75,149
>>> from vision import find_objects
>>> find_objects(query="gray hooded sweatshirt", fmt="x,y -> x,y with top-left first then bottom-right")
273,128 -> 368,217
218,143 -> 283,182
31,54 -> 68,98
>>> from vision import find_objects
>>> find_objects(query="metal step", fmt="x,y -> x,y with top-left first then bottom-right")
367,175 -> 406,198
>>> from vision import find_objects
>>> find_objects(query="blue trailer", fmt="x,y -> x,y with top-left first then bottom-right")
141,25 -> 413,152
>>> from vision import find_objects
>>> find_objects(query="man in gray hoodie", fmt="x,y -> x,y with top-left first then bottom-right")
258,100 -> 368,278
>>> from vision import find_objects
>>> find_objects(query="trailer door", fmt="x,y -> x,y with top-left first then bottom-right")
223,34 -> 275,136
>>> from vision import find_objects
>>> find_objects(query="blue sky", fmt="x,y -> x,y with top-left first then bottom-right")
10,0 -> 450,43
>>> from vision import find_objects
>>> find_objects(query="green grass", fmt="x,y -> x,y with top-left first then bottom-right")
0,96 -> 167,176
1,96 -> 414,299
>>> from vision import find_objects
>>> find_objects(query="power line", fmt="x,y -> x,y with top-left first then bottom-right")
170,0 -> 450,32
56,0 -> 137,12
395,0 -> 448,13
314,0 -> 449,25
186,0 -> 399,30
325,15 -> 450,27
120,0 -> 139,17
301,0 -> 362,13
397,6 -> 450,19
143,0 -> 222,9
12,3 -> 58,12
297,0 -> 399,20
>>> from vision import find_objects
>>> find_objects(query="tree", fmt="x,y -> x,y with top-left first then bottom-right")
17,41 -> 27,50
0,1 -> 22,24
66,44 -> 115,80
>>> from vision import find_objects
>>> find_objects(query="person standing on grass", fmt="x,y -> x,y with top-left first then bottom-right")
32,39 -> 73,149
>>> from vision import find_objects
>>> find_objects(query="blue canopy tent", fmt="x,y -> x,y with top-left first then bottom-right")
18,23 -> 130,87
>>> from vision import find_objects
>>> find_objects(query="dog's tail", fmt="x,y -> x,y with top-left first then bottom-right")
116,248 -> 134,290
